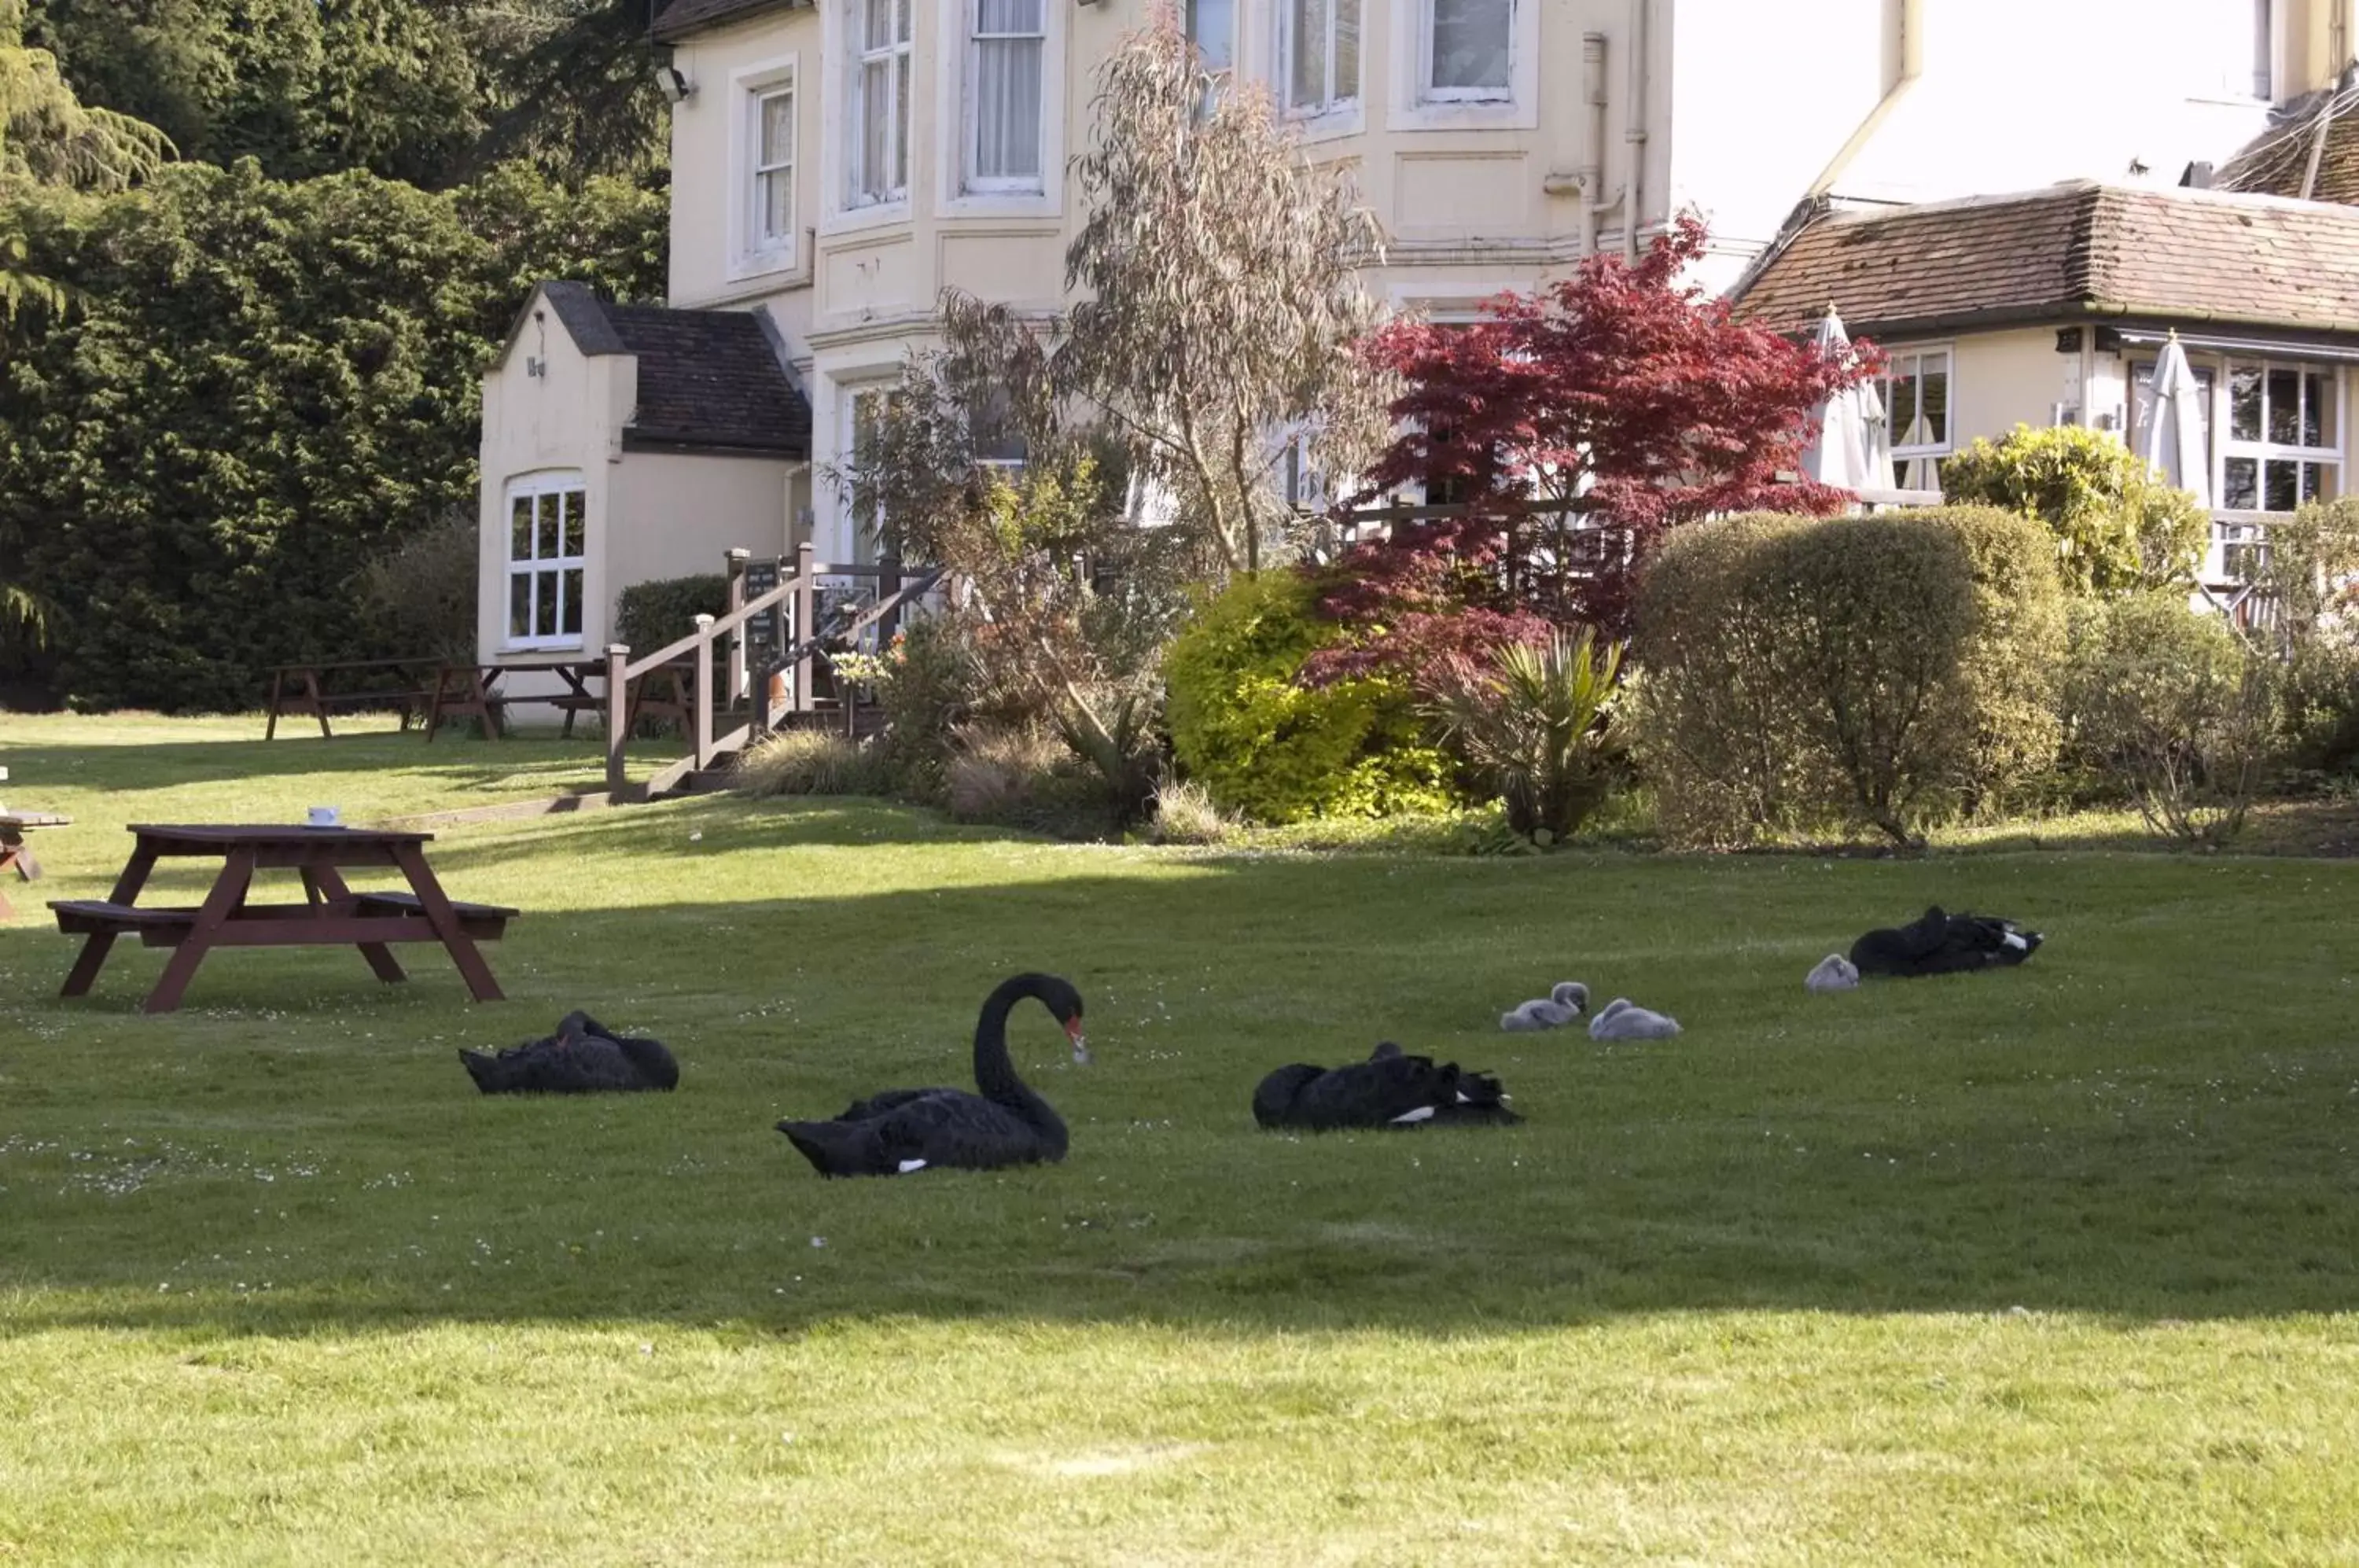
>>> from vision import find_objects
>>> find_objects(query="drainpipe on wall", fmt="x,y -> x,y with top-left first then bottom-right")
1579,31 -> 1613,256
1622,0 -> 1649,260
1806,0 -> 1923,199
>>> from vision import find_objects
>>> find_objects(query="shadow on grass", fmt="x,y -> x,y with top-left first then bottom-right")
6,843 -> 2357,1338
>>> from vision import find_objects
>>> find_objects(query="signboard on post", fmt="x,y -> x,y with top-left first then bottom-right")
742,556 -> 783,671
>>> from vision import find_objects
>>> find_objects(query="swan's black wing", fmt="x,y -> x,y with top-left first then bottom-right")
1252,1065 -> 1325,1128
779,1091 -> 1059,1176
1423,1069 -> 1523,1127
835,1087 -> 961,1122
1850,907 -> 1956,976
460,1034 -> 660,1094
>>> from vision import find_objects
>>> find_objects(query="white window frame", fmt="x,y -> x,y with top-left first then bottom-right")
1418,0 -> 1512,103
933,0 -> 1065,216
837,382 -> 894,565
729,59 -> 800,280
1279,0 -> 1360,122
1388,0 -> 1534,130
502,473 -> 588,653
2215,356 -> 2342,513
1881,344 -> 1954,491
962,0 -> 1047,196
849,0 -> 914,210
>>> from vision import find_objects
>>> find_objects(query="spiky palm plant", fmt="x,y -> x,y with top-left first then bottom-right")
1429,628 -> 1625,844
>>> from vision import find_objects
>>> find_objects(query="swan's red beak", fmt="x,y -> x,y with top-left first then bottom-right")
1065,1017 -> 1091,1066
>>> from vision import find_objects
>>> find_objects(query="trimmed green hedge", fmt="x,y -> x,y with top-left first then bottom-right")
1164,570 -> 1456,824
1633,506 -> 2066,845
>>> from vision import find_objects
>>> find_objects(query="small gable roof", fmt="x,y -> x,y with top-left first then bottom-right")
510,282 -> 811,460
1731,182 -> 2359,342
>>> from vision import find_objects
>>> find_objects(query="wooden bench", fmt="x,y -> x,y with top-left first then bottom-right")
351,891 -> 520,940
267,659 -> 438,739
0,810 -> 68,922
52,893 -> 518,946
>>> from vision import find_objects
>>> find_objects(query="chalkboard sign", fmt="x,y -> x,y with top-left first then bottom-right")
742,557 -> 783,659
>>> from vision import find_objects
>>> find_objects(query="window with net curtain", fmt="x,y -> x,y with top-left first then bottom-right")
970,0 -> 1045,190
853,0 -> 912,204
1426,0 -> 1511,100
1286,0 -> 1360,114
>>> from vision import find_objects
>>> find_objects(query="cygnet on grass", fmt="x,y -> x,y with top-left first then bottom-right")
1588,997 -> 1682,1041
1500,981 -> 1590,1032
1805,955 -> 1860,992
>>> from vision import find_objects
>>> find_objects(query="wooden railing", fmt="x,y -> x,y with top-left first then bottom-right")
602,543 -> 942,800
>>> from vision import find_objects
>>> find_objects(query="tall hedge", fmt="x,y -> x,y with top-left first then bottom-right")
0,158 -> 664,710
1633,506 -> 2065,845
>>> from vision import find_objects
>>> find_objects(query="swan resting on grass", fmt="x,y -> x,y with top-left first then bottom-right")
1588,998 -> 1682,1041
1806,955 -> 1860,992
1253,1042 -> 1521,1131
1500,981 -> 1591,1032
459,1012 -> 679,1094
1849,907 -> 2042,979
775,973 -> 1087,1178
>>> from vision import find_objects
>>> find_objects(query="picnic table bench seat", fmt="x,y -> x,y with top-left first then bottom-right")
350,890 -> 521,937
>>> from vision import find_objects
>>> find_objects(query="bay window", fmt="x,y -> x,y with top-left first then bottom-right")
852,0 -> 912,206
967,0 -> 1045,191
505,475 -> 586,650
1283,0 -> 1360,116
1423,0 -> 1511,100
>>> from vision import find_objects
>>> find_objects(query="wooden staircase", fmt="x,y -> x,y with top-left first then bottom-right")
603,547 -> 937,806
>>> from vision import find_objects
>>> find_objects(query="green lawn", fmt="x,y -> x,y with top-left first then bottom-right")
3,713 -> 2357,1564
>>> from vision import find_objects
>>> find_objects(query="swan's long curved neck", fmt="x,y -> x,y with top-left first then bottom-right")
973,978 -> 1062,1130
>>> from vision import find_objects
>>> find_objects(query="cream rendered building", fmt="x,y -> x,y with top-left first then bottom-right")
477,0 -> 2358,661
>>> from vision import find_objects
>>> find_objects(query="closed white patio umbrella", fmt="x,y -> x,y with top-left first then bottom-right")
2142,331 -> 2212,510
1799,305 -> 1892,494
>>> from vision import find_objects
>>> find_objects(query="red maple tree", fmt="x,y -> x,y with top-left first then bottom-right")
1308,215 -> 1873,683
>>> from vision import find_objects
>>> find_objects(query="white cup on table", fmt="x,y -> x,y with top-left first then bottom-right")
307,806 -> 341,828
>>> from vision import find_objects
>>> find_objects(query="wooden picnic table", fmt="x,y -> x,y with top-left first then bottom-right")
50,823 -> 515,1015
424,659 -> 607,741
265,657 -> 440,739
1,811 -> 70,922
424,657 -> 705,742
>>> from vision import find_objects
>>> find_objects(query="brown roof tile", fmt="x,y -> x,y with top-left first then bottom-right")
1731,182 -> 2359,340
537,282 -> 811,458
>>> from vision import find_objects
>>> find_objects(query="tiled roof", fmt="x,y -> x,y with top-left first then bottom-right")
651,0 -> 804,42
1731,182 -> 2359,340
535,282 -> 811,459
2220,88 -> 2359,205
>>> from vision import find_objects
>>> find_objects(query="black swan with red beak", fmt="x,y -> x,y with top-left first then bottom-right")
777,973 -> 1088,1177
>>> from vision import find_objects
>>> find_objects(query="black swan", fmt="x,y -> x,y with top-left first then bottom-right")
1501,981 -> 1589,1032
459,1011 -> 679,1094
1849,906 -> 2042,979
1588,998 -> 1682,1040
775,972 -> 1087,1177
1251,1042 -> 1521,1132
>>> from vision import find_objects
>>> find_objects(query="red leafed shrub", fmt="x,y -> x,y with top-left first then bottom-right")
1308,215 -> 1875,685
